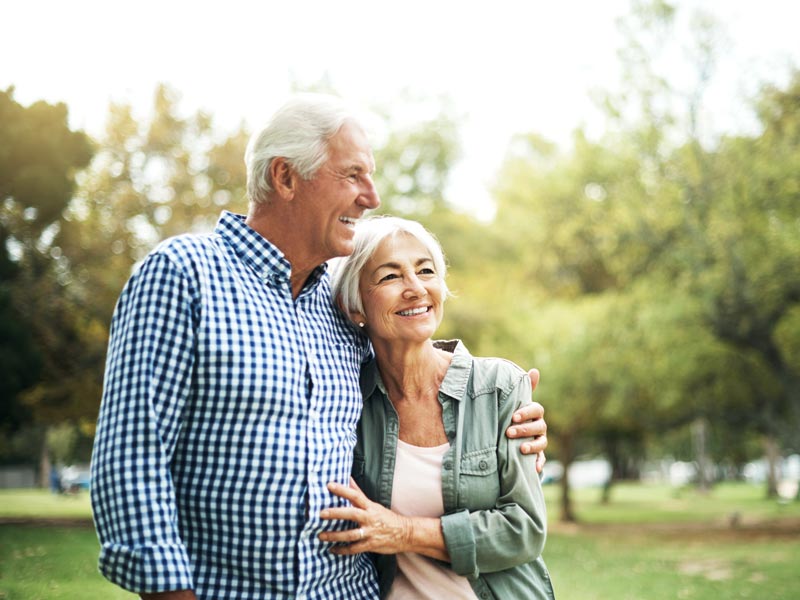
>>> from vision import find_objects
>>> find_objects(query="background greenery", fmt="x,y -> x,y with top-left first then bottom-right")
1,0 -> 798,529
1,484 -> 798,599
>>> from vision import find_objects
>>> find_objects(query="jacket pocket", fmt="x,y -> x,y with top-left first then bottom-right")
459,447 -> 500,508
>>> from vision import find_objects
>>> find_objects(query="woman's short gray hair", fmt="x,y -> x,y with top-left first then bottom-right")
245,94 -> 358,205
330,215 -> 450,316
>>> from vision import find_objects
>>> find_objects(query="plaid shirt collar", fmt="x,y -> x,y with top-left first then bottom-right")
216,211 -> 328,292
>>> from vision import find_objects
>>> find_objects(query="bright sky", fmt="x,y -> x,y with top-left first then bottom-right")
2,0 -> 798,219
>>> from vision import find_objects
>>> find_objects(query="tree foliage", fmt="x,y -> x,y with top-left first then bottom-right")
0,88 -> 93,459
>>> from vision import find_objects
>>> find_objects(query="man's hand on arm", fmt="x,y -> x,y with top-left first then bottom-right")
505,368 -> 548,472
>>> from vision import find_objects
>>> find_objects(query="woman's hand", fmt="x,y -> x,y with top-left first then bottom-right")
319,479 -> 414,555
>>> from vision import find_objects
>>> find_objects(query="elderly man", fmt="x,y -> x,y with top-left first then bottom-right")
90,95 -> 548,600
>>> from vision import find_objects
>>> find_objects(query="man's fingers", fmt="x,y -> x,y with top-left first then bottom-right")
535,451 -> 547,473
521,435 -> 548,455
507,420 -> 547,439
511,401 -> 544,424
527,368 -> 540,392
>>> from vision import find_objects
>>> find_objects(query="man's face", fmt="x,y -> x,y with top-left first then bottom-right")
294,121 -> 380,263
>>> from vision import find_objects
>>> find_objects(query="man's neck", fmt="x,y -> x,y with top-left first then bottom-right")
245,205 -> 322,300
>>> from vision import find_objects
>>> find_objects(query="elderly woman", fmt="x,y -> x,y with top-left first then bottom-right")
319,216 -> 555,599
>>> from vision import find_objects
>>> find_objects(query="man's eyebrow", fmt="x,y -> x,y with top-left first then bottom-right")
345,163 -> 375,175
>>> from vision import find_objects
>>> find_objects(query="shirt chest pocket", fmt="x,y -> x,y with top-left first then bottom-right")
458,447 -> 500,509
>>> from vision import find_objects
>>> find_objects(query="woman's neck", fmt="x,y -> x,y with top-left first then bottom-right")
372,339 -> 452,405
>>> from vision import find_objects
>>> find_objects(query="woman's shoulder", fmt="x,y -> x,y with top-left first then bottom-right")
472,356 -> 528,389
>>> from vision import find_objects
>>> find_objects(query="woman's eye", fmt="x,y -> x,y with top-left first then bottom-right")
419,268 -> 435,275
379,273 -> 399,282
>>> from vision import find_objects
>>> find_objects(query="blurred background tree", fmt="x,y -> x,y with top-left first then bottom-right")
0,87 -> 93,477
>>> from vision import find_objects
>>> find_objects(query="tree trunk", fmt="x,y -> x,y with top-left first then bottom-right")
692,417 -> 712,493
39,438 -> 50,489
764,435 -> 780,499
559,433 -> 577,522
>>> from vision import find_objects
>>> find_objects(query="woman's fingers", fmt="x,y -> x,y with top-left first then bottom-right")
318,526 -> 365,544
327,481 -> 369,509
319,505 -> 361,521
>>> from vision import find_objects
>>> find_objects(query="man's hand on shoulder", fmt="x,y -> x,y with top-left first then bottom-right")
506,368 -> 548,472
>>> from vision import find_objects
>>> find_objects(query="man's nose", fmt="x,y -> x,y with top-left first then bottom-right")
358,176 -> 380,209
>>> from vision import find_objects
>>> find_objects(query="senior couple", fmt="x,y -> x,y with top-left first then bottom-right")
91,94 -> 554,599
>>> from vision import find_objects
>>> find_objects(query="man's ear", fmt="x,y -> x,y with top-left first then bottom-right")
269,157 -> 296,200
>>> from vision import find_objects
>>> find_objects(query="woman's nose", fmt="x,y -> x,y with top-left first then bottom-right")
403,275 -> 426,298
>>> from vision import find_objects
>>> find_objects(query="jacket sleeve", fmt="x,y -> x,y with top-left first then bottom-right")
440,369 -> 548,578
90,251 -> 197,593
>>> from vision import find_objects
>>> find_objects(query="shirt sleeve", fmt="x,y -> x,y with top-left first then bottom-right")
90,251 -> 197,593
441,370 -> 548,578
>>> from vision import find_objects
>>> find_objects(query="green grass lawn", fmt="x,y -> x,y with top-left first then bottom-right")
1,483 -> 798,599
0,489 -> 93,520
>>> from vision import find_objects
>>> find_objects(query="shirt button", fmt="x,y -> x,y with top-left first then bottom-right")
309,409 -> 319,420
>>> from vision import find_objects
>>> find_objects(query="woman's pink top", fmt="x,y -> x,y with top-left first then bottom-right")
386,439 -> 479,600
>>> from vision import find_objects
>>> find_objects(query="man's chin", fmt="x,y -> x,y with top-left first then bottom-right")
332,241 -> 356,258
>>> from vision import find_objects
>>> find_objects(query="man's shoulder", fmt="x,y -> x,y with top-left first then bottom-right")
151,231 -> 220,261
140,230 -> 230,273
128,231 -> 225,287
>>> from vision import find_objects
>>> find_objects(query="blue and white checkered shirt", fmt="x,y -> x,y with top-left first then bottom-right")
91,211 -> 379,599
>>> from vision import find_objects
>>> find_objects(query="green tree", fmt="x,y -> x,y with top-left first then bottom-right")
484,0 -> 789,515
48,84 -> 249,438
691,73 -> 800,496
0,88 -> 93,465
372,92 -> 462,217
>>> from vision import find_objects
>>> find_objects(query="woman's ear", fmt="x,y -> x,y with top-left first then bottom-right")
349,309 -> 368,329
336,297 -> 366,329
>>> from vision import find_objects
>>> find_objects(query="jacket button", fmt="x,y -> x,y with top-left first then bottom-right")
443,462 -> 452,471
479,460 -> 488,470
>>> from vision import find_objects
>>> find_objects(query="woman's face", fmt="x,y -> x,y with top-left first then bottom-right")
357,232 -> 444,345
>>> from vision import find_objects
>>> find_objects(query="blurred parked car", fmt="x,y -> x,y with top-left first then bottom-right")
60,464 -> 91,492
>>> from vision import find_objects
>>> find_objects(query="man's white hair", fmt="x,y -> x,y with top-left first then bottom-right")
245,94 -> 361,205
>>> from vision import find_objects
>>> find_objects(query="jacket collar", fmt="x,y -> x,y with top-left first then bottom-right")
360,339 -> 472,404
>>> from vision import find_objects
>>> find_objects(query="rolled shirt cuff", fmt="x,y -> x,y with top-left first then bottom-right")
98,540 -> 194,593
441,509 -> 478,578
